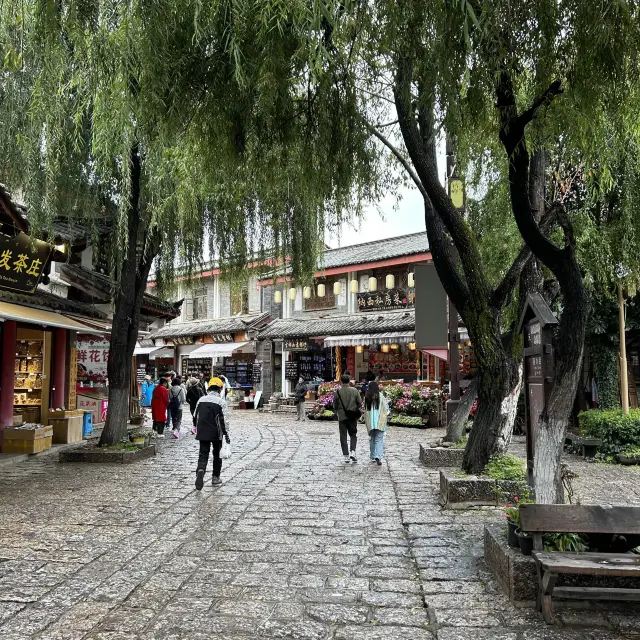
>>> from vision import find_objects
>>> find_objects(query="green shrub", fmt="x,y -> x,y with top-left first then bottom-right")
389,415 -> 423,426
483,455 -> 526,482
452,435 -> 468,449
579,408 -> 640,458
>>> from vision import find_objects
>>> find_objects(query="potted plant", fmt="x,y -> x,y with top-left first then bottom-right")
516,529 -> 534,556
617,445 -> 640,465
503,503 -> 520,548
129,431 -> 147,448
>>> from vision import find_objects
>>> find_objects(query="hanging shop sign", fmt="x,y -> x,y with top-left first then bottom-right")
67,346 -> 78,410
0,232 -> 53,293
283,338 -> 309,351
210,333 -> 234,343
357,288 -> 413,312
171,337 -> 195,346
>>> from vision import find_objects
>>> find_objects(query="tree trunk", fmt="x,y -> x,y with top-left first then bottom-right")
99,147 -> 156,447
444,378 -> 477,443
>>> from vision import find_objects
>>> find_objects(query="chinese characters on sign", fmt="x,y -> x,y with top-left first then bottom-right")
285,361 -> 299,380
210,333 -> 233,343
356,288 -> 412,312
67,347 -> 78,410
283,338 -> 309,351
76,334 -> 110,384
0,232 -> 52,293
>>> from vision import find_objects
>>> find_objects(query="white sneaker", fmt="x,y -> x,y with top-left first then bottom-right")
157,433 -> 165,439
350,453 -> 358,463
344,455 -> 351,464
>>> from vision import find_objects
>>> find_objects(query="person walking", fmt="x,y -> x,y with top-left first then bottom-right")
197,372 -> 208,394
151,378 -> 169,438
364,381 -> 389,465
294,376 -> 308,421
186,377 -> 205,433
334,373 -> 362,463
168,377 -> 187,439
194,378 -> 231,489
140,375 -> 155,408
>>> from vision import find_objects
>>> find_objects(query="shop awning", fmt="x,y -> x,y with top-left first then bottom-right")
424,348 -> 448,360
188,342 -> 249,358
0,301 -> 104,334
133,345 -> 162,355
149,347 -> 175,359
323,331 -> 415,347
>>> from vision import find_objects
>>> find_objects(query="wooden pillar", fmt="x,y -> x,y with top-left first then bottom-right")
52,328 -> 67,409
0,321 -> 17,431
335,346 -> 342,380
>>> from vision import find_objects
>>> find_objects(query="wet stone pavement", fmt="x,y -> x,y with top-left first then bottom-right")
0,412 -> 639,640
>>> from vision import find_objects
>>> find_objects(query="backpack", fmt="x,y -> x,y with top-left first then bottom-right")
168,387 -> 181,411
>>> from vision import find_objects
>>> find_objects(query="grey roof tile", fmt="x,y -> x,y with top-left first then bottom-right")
320,232 -> 429,270
149,312 -> 271,339
258,310 -> 415,339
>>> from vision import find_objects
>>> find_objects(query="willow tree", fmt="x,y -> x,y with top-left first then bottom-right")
302,1 -> 640,500
0,0 -> 381,445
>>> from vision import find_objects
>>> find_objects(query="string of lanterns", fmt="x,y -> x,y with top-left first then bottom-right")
273,271 -> 415,303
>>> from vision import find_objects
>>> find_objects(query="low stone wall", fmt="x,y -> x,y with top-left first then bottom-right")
419,444 -> 465,467
439,470 -> 523,509
60,444 -> 156,464
484,525 -> 537,603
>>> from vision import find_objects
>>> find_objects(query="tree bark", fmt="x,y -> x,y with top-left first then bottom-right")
444,378 -> 477,443
99,147 -> 158,446
497,74 -> 591,502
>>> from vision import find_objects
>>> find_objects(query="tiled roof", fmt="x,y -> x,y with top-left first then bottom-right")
60,265 -> 180,319
149,312 -> 271,339
258,310 -> 415,339
319,232 -> 429,270
0,288 -> 108,320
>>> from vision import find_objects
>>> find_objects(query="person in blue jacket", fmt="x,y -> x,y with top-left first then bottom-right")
140,375 -> 155,408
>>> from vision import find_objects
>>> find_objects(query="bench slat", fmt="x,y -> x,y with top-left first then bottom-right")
533,551 -> 640,577
520,504 -> 640,535
554,586 -> 640,601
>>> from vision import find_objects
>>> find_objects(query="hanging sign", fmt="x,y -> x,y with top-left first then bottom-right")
76,335 -> 110,384
0,232 -> 53,293
67,347 -> 78,410
283,338 -> 309,351
357,288 -> 412,312
211,333 -> 234,343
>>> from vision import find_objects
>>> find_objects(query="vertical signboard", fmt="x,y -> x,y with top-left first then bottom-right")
414,263 -> 448,349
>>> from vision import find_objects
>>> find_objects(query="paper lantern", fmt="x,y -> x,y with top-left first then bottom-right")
350,279 -> 359,293
381,344 -> 390,353
408,342 -> 416,351
368,277 -> 377,292
274,290 -> 282,304
288,287 -> 297,301
317,283 -> 326,297
390,343 -> 399,350
333,281 -> 342,295
385,274 -> 395,289
303,286 -> 312,299
355,345 -> 363,354
408,272 -> 415,288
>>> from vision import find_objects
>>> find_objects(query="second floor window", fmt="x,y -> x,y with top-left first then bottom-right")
231,287 -> 248,315
185,289 -> 207,320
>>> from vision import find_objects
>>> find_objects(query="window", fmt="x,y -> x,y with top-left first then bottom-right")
304,279 -> 336,311
231,287 -> 248,315
184,289 -> 207,321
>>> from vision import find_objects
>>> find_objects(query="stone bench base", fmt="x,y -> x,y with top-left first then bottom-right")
419,444 -> 465,467
439,470 -> 523,509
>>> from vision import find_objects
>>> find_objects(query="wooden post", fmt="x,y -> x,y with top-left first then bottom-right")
0,321 -> 17,432
335,346 -> 342,380
52,328 -> 67,409
619,283 -> 629,415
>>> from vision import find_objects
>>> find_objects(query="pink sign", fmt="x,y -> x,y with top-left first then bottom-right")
77,334 -> 110,384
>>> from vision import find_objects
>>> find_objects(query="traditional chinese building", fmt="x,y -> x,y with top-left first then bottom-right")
256,232 -> 449,397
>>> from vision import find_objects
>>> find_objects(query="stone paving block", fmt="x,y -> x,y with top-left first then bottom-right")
305,603 -> 369,624
435,609 -> 504,628
373,578 -> 422,593
359,591 -> 424,608
334,624 -> 436,639
371,606 -> 431,627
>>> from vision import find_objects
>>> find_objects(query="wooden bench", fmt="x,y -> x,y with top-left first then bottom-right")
520,504 -> 640,624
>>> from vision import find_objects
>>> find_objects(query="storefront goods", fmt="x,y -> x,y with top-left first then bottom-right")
48,410 -> 84,444
2,424 -> 52,454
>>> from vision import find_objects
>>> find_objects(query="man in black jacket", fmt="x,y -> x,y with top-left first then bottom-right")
194,378 -> 230,490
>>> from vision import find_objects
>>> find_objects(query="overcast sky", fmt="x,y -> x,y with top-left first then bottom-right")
327,146 -> 446,249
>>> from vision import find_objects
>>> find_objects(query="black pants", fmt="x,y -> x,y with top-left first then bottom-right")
339,419 -> 358,455
153,420 -> 166,435
197,440 -> 222,477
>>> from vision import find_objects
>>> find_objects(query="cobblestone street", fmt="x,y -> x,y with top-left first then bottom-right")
1,413 -> 639,639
